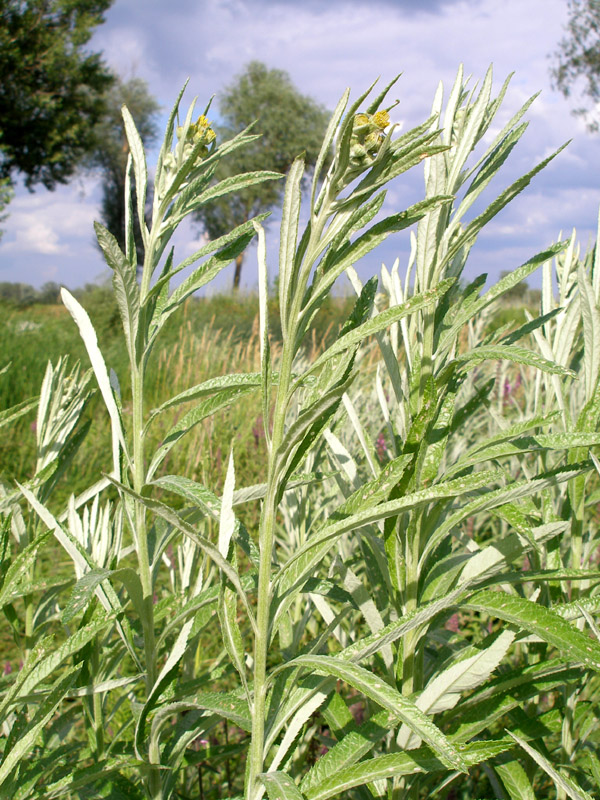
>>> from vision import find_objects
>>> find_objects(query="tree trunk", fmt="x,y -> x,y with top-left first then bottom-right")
233,252 -> 245,291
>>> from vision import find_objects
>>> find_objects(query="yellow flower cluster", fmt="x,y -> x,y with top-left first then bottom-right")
175,114 -> 217,162
159,115 -> 217,200
348,109 -> 391,171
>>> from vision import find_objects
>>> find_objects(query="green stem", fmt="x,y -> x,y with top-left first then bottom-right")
91,637 -> 105,759
246,349 -> 294,800
246,205 -> 330,800
131,360 -> 160,799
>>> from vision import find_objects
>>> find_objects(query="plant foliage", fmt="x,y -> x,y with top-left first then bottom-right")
2,66 -> 600,800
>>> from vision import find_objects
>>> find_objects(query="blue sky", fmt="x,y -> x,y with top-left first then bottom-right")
2,0 -> 599,293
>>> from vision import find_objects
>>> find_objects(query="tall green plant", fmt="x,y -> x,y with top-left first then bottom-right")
2,68 -> 600,800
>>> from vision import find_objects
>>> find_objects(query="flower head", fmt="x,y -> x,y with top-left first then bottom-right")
347,109 -> 391,173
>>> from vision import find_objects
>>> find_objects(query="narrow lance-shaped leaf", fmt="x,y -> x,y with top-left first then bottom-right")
274,469 -> 502,599
147,372 -> 263,425
269,655 -> 467,772
301,278 -> 454,383
121,104 -> 148,248
146,385 -> 257,481
494,757 -> 537,800
261,771 -> 306,800
255,219 -> 272,439
578,262 -> 600,400
94,221 -> 140,363
464,589 -> 600,669
218,449 -> 236,559
0,666 -> 82,787
397,629 -> 515,748
509,733 -> 593,800
195,169 -> 282,207
135,618 -> 195,759
449,342 -> 575,378
0,396 -> 38,431
311,88 -> 350,211
279,155 -> 305,335
60,288 -> 125,472
108,477 -> 257,632
303,740 -> 511,800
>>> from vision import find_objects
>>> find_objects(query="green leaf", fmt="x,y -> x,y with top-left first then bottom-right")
439,244 -> 566,355
311,88 -> 349,210
441,143 -> 569,276
449,431 -> 600,475
94,221 -> 140,363
450,342 -> 575,377
509,733 -> 594,800
261,772 -> 306,800
578,262 -> 600,400
196,169 -> 282,206
303,278 -> 454,382
279,155 -> 305,334
155,691 -> 251,732
18,483 -> 141,669
464,589 -> 600,669
147,215 -> 269,302
445,659 -> 582,742
0,610 -> 112,719
0,532 -> 51,607
0,396 -> 38,430
494,757 -> 536,800
270,655 -> 467,772
146,385 -> 257,481
148,372 -> 262,421
420,463 -> 591,567
300,709 -> 396,796
219,580 -> 248,690
60,288 -> 126,461
0,666 -> 81,788
275,374 -> 353,483
149,474 -> 260,566
447,66 -> 493,190
164,233 -> 254,308
108,478 -> 256,631
275,469 -> 501,601
62,567 -> 144,623
121,104 -> 148,244
398,629 -> 515,748
218,450 -> 236,559
135,617 -> 195,757
340,588 -> 463,665
303,739 -> 510,800
307,197 -> 453,317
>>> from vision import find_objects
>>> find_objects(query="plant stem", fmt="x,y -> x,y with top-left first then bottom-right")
246,352 -> 294,800
246,205 -> 329,800
131,359 -> 160,799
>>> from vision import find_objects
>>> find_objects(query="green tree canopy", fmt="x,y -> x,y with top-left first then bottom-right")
86,76 -> 160,266
551,0 -> 600,130
195,61 -> 331,289
0,0 -> 115,190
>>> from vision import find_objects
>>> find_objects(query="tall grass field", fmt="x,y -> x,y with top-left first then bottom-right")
2,66 -> 600,800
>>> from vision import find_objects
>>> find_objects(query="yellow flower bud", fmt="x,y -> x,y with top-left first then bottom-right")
372,110 -> 390,129
365,131 -> 384,152
353,113 -> 370,128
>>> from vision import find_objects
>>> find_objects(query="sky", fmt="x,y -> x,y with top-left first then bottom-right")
2,0 -> 600,294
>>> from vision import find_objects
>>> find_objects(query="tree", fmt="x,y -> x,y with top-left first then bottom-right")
194,61 -> 331,290
0,0 -> 115,190
551,0 -> 600,131
86,76 -> 160,267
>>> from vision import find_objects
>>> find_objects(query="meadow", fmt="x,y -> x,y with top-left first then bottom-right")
2,66 -> 600,800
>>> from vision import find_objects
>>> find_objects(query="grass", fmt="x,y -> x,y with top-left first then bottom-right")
0,290 -> 355,497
